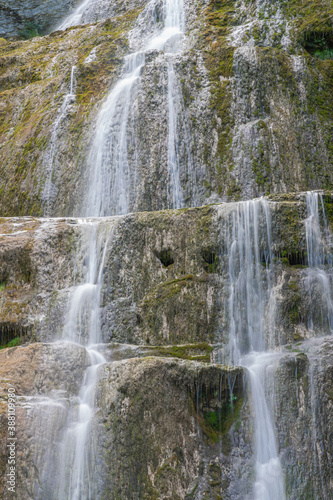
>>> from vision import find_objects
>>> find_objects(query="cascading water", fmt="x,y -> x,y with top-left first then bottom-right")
85,0 -> 194,216
242,327 -> 285,494
224,200 -> 272,365
40,2 -> 195,497
243,353 -> 286,500
64,221 -> 110,345
305,191 -> 333,333
86,52 -> 145,216
52,220 -> 114,499
42,66 -> 76,215
57,348 -> 105,500
167,60 -> 184,209
58,0 -> 93,30
223,199 -> 286,499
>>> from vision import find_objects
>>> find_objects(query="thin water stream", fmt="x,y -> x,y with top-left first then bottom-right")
305,192 -> 333,332
58,348 -> 105,499
51,220 -> 114,499
224,199 -> 286,499
42,66 -> 76,215
58,0 -> 93,30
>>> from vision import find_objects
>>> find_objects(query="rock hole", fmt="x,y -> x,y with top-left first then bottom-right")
154,249 -> 174,268
280,251 -> 308,266
302,30 -> 333,60
0,323 -> 29,348
202,248 -> 218,273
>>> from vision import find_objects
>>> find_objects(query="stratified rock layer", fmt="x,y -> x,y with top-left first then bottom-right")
0,0 -> 332,215
0,193 -> 332,350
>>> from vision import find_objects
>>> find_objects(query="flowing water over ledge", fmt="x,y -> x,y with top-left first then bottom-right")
84,0 -> 198,216
0,193 -> 332,498
0,0 -> 333,496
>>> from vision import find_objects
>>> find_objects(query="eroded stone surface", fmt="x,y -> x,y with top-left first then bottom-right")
0,193 -> 332,351
0,345 -> 250,499
0,0 -> 332,215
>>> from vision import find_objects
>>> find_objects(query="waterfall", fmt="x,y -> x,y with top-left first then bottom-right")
244,354 -> 286,500
224,199 -> 272,365
305,192 -> 333,332
224,199 -> 286,499
57,348 -> 105,500
43,3 -> 197,496
58,0 -> 93,30
163,0 -> 187,209
85,52 -> 145,216
50,220 -> 114,499
167,61 -> 184,209
42,66 -> 76,215
85,0 -> 194,216
222,192 -> 333,498
64,220 -> 112,345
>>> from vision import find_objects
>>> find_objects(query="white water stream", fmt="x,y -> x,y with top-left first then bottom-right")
224,199 -> 286,499
305,192 -> 333,332
42,66 -> 76,215
224,192 -> 333,499
64,220 -> 109,344
58,0 -> 94,30
54,220 -> 114,499
57,348 -> 105,499
225,199 -> 272,365
85,0 -> 188,216
242,353 -> 286,500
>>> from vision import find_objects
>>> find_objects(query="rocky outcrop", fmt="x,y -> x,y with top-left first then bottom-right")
0,343 -> 249,499
1,312 -> 333,498
274,337 -> 333,500
0,342 -> 89,498
0,0 -> 332,216
0,194 -> 332,497
0,193 -> 332,350
98,357 -> 249,499
0,0 -> 81,39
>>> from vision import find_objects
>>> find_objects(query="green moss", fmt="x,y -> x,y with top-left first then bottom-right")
323,194 -> 333,226
143,275 -> 194,303
19,21 -> 41,40
292,0 -> 333,50
200,396 -> 244,443
201,0 -> 236,194
202,248 -> 219,273
0,337 -> 22,350
146,343 -> 213,363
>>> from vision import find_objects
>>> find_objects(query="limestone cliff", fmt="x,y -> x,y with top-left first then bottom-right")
0,0 -> 332,215
0,193 -> 331,348
0,0 -> 333,499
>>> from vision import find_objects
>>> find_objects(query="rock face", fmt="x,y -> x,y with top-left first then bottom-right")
0,344 -> 250,499
0,193 -> 332,350
0,0 -> 80,39
0,0 -> 332,216
0,191 -> 332,496
0,0 -> 333,498
0,342 -> 89,498
274,337 -> 333,500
